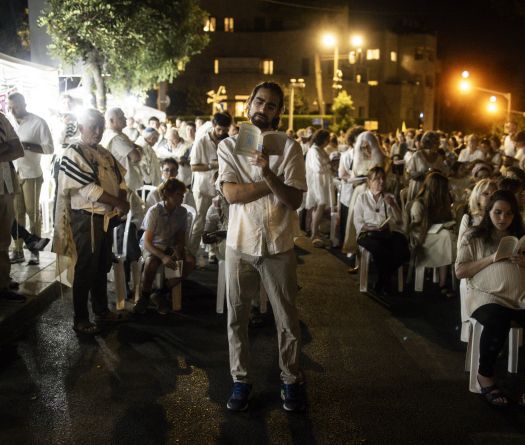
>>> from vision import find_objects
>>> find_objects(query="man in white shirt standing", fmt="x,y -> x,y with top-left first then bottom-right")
123,117 -> 140,142
218,82 -> 307,412
503,120 -> 518,157
101,108 -> 142,193
0,112 -> 25,301
8,92 -> 54,265
189,112 -> 231,255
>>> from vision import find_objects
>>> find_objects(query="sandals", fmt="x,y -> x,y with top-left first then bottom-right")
478,379 -> 508,407
73,321 -> 100,335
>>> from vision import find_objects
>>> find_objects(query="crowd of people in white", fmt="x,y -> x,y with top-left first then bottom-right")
1,81 -> 525,410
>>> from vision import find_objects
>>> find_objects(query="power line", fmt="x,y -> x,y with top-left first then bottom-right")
256,0 -> 345,12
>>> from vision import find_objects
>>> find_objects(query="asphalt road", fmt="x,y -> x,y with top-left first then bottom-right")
1,238 -> 525,445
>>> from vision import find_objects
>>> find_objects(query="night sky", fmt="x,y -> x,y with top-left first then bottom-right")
2,0 -> 524,128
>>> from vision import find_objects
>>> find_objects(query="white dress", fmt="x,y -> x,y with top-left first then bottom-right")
410,200 -> 456,267
405,150 -> 442,202
305,144 -> 333,209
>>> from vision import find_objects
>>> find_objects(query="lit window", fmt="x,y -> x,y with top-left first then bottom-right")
349,51 -> 356,64
262,59 -> 274,75
224,17 -> 234,32
366,49 -> 380,60
390,51 -> 397,62
204,17 -> 216,32
368,80 -> 378,86
364,120 -> 379,130
235,101 -> 245,117
214,59 -> 219,74
356,74 -> 362,83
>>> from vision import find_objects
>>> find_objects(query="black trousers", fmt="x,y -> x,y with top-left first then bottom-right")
71,211 -> 113,323
357,231 -> 410,286
11,221 -> 31,242
471,303 -> 525,377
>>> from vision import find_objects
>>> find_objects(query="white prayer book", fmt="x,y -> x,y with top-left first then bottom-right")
235,122 -> 286,157
494,235 -> 525,262
427,220 -> 455,234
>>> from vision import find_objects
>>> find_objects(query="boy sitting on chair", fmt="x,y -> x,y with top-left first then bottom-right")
134,178 -> 195,315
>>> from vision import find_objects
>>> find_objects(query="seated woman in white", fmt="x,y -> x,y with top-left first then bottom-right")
457,178 -> 497,341
354,166 -> 409,296
458,178 -> 497,246
305,129 -> 334,247
408,172 -> 457,297
456,190 -> 525,407
342,131 -> 385,263
134,178 -> 195,315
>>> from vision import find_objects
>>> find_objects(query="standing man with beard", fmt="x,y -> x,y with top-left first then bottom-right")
189,112 -> 231,255
217,82 -> 307,412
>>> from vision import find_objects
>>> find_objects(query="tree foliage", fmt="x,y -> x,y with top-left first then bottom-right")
330,90 -> 355,133
38,0 -> 209,108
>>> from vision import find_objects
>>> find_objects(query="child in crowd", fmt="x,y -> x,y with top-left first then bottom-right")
134,178 -> 195,315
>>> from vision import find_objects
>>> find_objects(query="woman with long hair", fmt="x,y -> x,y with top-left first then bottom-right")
456,190 -> 525,406
409,172 -> 456,296
342,131 -> 385,269
354,167 -> 409,295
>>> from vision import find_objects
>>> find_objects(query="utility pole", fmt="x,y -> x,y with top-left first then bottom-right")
288,78 -> 305,131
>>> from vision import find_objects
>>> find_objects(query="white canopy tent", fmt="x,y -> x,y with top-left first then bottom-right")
0,52 -> 59,117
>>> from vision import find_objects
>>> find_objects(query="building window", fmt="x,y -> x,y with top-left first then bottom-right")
368,80 -> 379,86
235,101 -> 245,117
262,59 -> 273,75
301,58 -> 310,76
356,74 -> 362,83
214,59 -> 219,74
366,49 -> 380,60
390,51 -> 397,62
224,17 -> 234,32
204,17 -> 216,32
349,51 -> 356,64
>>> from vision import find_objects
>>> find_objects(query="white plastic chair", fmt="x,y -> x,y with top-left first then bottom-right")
413,263 -> 457,292
138,185 -> 158,203
359,248 -> 404,293
112,211 -> 133,310
465,317 -> 522,393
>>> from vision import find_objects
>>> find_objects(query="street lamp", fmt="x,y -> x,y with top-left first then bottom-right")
288,78 -> 305,131
487,96 -> 498,114
350,34 -> 364,48
458,70 -> 511,120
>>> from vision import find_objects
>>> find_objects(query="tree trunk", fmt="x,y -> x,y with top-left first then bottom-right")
82,51 -> 107,111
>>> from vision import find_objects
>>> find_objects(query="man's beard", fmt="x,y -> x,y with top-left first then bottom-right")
217,133 -> 228,140
250,112 -> 270,130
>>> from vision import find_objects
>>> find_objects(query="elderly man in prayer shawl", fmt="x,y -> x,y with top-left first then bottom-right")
54,109 -> 129,335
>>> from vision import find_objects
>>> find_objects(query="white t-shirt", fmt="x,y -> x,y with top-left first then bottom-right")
10,112 -> 53,179
190,131 -> 218,197
101,129 -> 142,192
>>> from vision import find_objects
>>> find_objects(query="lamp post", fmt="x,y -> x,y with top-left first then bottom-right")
321,33 -> 342,98
288,78 -> 305,131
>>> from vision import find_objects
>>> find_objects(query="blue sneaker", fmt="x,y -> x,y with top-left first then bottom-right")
226,382 -> 252,411
281,382 -> 306,412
